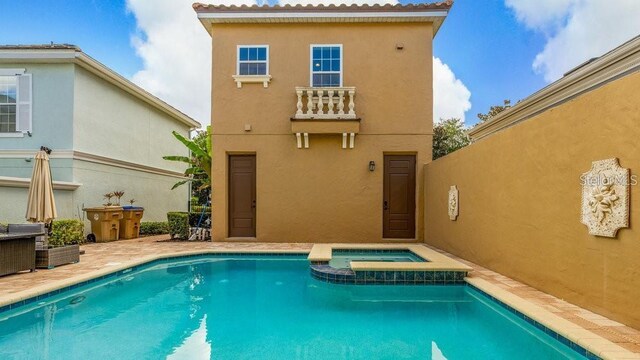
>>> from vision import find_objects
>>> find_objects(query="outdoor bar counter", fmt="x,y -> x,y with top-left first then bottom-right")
0,232 -> 42,276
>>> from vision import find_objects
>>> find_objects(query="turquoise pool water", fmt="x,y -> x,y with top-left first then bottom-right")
0,256 -> 585,359
329,250 -> 425,269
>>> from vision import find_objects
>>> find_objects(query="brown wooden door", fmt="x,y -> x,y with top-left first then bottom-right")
228,155 -> 256,237
383,155 -> 416,238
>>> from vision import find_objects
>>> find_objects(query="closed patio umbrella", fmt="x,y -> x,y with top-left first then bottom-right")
25,149 -> 57,224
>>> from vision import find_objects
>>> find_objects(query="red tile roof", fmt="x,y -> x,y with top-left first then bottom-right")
193,2 -> 453,13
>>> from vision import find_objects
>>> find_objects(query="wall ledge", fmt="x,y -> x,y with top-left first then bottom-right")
0,149 -> 186,179
0,176 -> 82,191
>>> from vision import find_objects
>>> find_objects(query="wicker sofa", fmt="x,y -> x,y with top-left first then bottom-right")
0,225 -> 40,276
5,224 -> 80,270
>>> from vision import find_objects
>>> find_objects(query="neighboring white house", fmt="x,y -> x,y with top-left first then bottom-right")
0,44 -> 200,225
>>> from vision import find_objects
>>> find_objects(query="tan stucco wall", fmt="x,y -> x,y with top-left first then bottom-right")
210,22 -> 434,242
424,70 -> 640,328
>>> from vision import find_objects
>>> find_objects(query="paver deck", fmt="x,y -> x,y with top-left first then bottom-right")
0,235 -> 638,355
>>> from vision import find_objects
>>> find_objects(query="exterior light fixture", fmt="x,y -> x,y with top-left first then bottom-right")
369,161 -> 375,172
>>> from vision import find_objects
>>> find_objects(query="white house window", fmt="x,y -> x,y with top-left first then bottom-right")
311,45 -> 342,87
237,46 -> 268,76
0,76 -> 17,133
0,69 -> 31,136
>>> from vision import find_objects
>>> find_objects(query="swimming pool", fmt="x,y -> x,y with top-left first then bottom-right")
0,255 -> 589,359
328,250 -> 425,269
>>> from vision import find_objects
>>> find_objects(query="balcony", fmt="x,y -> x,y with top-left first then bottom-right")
291,87 -> 359,149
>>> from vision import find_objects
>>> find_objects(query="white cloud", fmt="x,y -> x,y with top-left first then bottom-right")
433,57 -> 472,124
126,0 -> 255,126
505,0 -> 574,32
506,0 -> 640,82
126,0 -> 470,125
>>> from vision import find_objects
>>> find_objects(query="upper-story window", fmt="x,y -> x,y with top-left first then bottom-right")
311,45 -> 342,87
237,45 -> 269,76
0,69 -> 32,136
0,76 -> 17,132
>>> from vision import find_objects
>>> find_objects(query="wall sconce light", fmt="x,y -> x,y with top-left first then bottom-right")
369,161 -> 376,172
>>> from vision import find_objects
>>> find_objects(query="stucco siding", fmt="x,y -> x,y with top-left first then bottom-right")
0,63 -> 75,150
212,23 -> 433,136
213,133 -> 430,243
210,22 -> 433,242
0,158 -> 74,182
0,187 -> 76,224
0,63 -> 75,181
72,66 -> 191,173
424,70 -> 640,328
71,160 -> 188,223
0,159 -> 187,225
0,61 -> 193,226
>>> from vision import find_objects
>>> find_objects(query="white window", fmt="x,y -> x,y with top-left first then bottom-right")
0,76 -> 17,133
0,69 -> 31,136
310,45 -> 342,87
237,45 -> 269,76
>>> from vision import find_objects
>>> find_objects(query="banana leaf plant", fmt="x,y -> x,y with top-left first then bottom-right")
163,126 -> 211,190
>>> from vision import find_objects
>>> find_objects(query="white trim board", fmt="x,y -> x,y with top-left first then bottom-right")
196,12 -> 449,36
0,150 -> 73,159
0,176 -> 81,191
72,151 -> 186,179
0,149 -> 186,179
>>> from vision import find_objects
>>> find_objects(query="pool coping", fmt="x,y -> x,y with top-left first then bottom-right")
467,278 -> 639,360
0,249 -> 308,310
0,246 -> 637,360
308,243 -> 473,272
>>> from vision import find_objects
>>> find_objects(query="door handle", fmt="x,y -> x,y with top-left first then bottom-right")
252,200 -> 256,209
383,200 -> 388,210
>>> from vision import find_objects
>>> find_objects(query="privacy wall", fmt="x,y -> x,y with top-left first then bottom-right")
424,71 -> 640,328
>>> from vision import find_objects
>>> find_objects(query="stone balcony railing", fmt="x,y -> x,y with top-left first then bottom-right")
294,87 -> 356,120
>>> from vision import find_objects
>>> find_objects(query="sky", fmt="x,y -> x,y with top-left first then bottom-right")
1,0 -> 639,127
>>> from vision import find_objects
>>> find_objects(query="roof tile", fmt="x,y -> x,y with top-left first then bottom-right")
192,2 -> 453,13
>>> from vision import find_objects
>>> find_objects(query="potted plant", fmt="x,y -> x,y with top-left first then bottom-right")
36,219 -> 82,269
113,191 -> 125,206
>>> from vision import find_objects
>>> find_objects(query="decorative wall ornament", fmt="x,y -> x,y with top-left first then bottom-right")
448,185 -> 459,221
581,158 -> 629,237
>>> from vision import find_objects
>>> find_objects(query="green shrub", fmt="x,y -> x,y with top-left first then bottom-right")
167,212 -> 189,240
49,219 -> 84,247
140,221 -> 170,236
140,221 -> 169,235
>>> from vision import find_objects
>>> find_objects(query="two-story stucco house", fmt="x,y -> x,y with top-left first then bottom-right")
195,3 -> 451,242
0,45 -> 200,225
